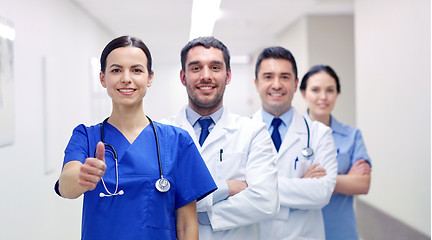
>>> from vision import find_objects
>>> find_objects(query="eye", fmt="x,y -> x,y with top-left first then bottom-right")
190,66 -> 200,72
132,68 -> 144,73
327,88 -> 335,93
311,88 -> 319,92
262,75 -> 273,80
111,68 -> 121,73
211,65 -> 221,71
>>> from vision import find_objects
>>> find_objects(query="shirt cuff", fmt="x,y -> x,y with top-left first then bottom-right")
213,180 -> 228,204
54,179 -> 61,197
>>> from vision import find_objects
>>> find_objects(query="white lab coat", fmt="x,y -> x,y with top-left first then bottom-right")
165,106 -> 279,240
252,108 -> 337,240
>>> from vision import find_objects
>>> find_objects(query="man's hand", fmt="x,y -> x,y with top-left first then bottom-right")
302,163 -> 327,179
227,180 -> 248,196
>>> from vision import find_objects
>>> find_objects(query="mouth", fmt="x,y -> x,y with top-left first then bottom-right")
316,102 -> 329,108
197,85 -> 216,93
199,86 -> 213,90
268,92 -> 285,97
118,88 -> 136,94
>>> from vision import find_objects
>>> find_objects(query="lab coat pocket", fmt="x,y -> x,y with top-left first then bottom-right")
217,152 -> 247,180
275,206 -> 290,220
293,157 -> 314,178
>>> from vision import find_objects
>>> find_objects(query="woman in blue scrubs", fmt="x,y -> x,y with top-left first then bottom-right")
56,36 -> 217,240
300,65 -> 371,240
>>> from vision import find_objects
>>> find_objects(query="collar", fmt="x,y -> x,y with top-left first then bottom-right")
186,105 -> 224,127
261,108 -> 294,129
330,115 -> 350,136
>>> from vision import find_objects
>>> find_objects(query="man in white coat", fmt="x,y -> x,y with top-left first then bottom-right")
252,46 -> 337,240
164,37 -> 279,240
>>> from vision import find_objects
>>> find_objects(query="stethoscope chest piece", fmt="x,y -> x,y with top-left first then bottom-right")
155,178 -> 170,192
301,147 -> 314,158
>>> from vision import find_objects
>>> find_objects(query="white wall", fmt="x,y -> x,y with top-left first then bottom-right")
307,15 -> 356,126
274,15 -> 356,127
0,0 -> 430,239
355,0 -> 431,236
0,0 -> 112,239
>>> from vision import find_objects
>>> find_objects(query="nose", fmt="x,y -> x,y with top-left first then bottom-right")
319,91 -> 327,99
200,67 -> 212,81
271,77 -> 282,89
121,71 -> 132,84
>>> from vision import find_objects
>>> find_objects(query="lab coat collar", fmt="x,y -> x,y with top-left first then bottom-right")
173,105 -> 233,149
253,108 -> 307,153
280,109 -> 307,151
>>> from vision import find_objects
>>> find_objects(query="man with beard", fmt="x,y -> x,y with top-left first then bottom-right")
164,36 -> 279,240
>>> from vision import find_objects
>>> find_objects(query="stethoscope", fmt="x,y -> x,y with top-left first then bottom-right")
301,117 -> 314,158
97,116 -> 170,198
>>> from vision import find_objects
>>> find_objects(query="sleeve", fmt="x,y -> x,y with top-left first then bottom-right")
55,124 -> 90,197
209,123 -> 279,231
352,129 -> 371,166
278,126 -> 338,210
63,124 -> 90,166
174,131 -> 217,209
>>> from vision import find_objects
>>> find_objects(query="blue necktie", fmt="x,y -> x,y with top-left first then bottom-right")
198,118 -> 213,146
271,118 -> 282,151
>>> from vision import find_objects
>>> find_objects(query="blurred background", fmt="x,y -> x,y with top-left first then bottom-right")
0,0 -> 429,239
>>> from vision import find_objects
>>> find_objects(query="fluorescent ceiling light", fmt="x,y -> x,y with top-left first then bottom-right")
0,20 -> 15,41
189,0 -> 221,40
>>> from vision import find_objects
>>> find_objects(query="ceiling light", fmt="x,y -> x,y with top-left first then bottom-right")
189,0 -> 221,40
0,19 -> 15,41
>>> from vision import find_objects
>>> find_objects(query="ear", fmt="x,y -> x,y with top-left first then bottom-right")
294,78 -> 299,92
147,72 -> 154,87
300,89 -> 306,99
100,71 -> 107,88
180,70 -> 187,86
225,68 -> 232,85
254,78 -> 259,91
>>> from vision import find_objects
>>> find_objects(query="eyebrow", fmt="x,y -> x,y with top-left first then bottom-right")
187,60 -> 224,67
109,64 -> 145,69
262,72 -> 292,76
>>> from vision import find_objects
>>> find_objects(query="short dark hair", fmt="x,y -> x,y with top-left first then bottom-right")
100,35 -> 153,74
180,36 -> 230,72
300,65 -> 341,93
255,46 -> 298,79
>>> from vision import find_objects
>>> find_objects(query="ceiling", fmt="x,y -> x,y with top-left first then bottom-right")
72,0 -> 353,64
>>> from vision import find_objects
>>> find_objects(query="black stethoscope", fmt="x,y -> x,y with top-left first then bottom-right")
97,116 -> 170,198
301,117 -> 314,158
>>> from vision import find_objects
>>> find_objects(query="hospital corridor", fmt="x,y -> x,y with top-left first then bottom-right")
0,0 -> 430,239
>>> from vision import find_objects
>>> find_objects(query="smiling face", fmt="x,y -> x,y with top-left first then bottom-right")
181,46 -> 231,116
100,46 -> 154,108
255,58 -> 298,117
301,71 -> 338,120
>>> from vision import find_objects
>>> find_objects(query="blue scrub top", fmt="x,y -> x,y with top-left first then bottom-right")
321,116 -> 371,240
64,121 -> 217,240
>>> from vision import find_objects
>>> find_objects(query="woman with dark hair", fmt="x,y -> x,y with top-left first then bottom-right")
55,36 -> 216,239
300,65 -> 371,240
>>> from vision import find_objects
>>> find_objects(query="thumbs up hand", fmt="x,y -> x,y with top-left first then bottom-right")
79,142 -> 107,191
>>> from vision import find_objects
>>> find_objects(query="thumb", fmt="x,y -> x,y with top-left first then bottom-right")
96,141 -> 105,162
